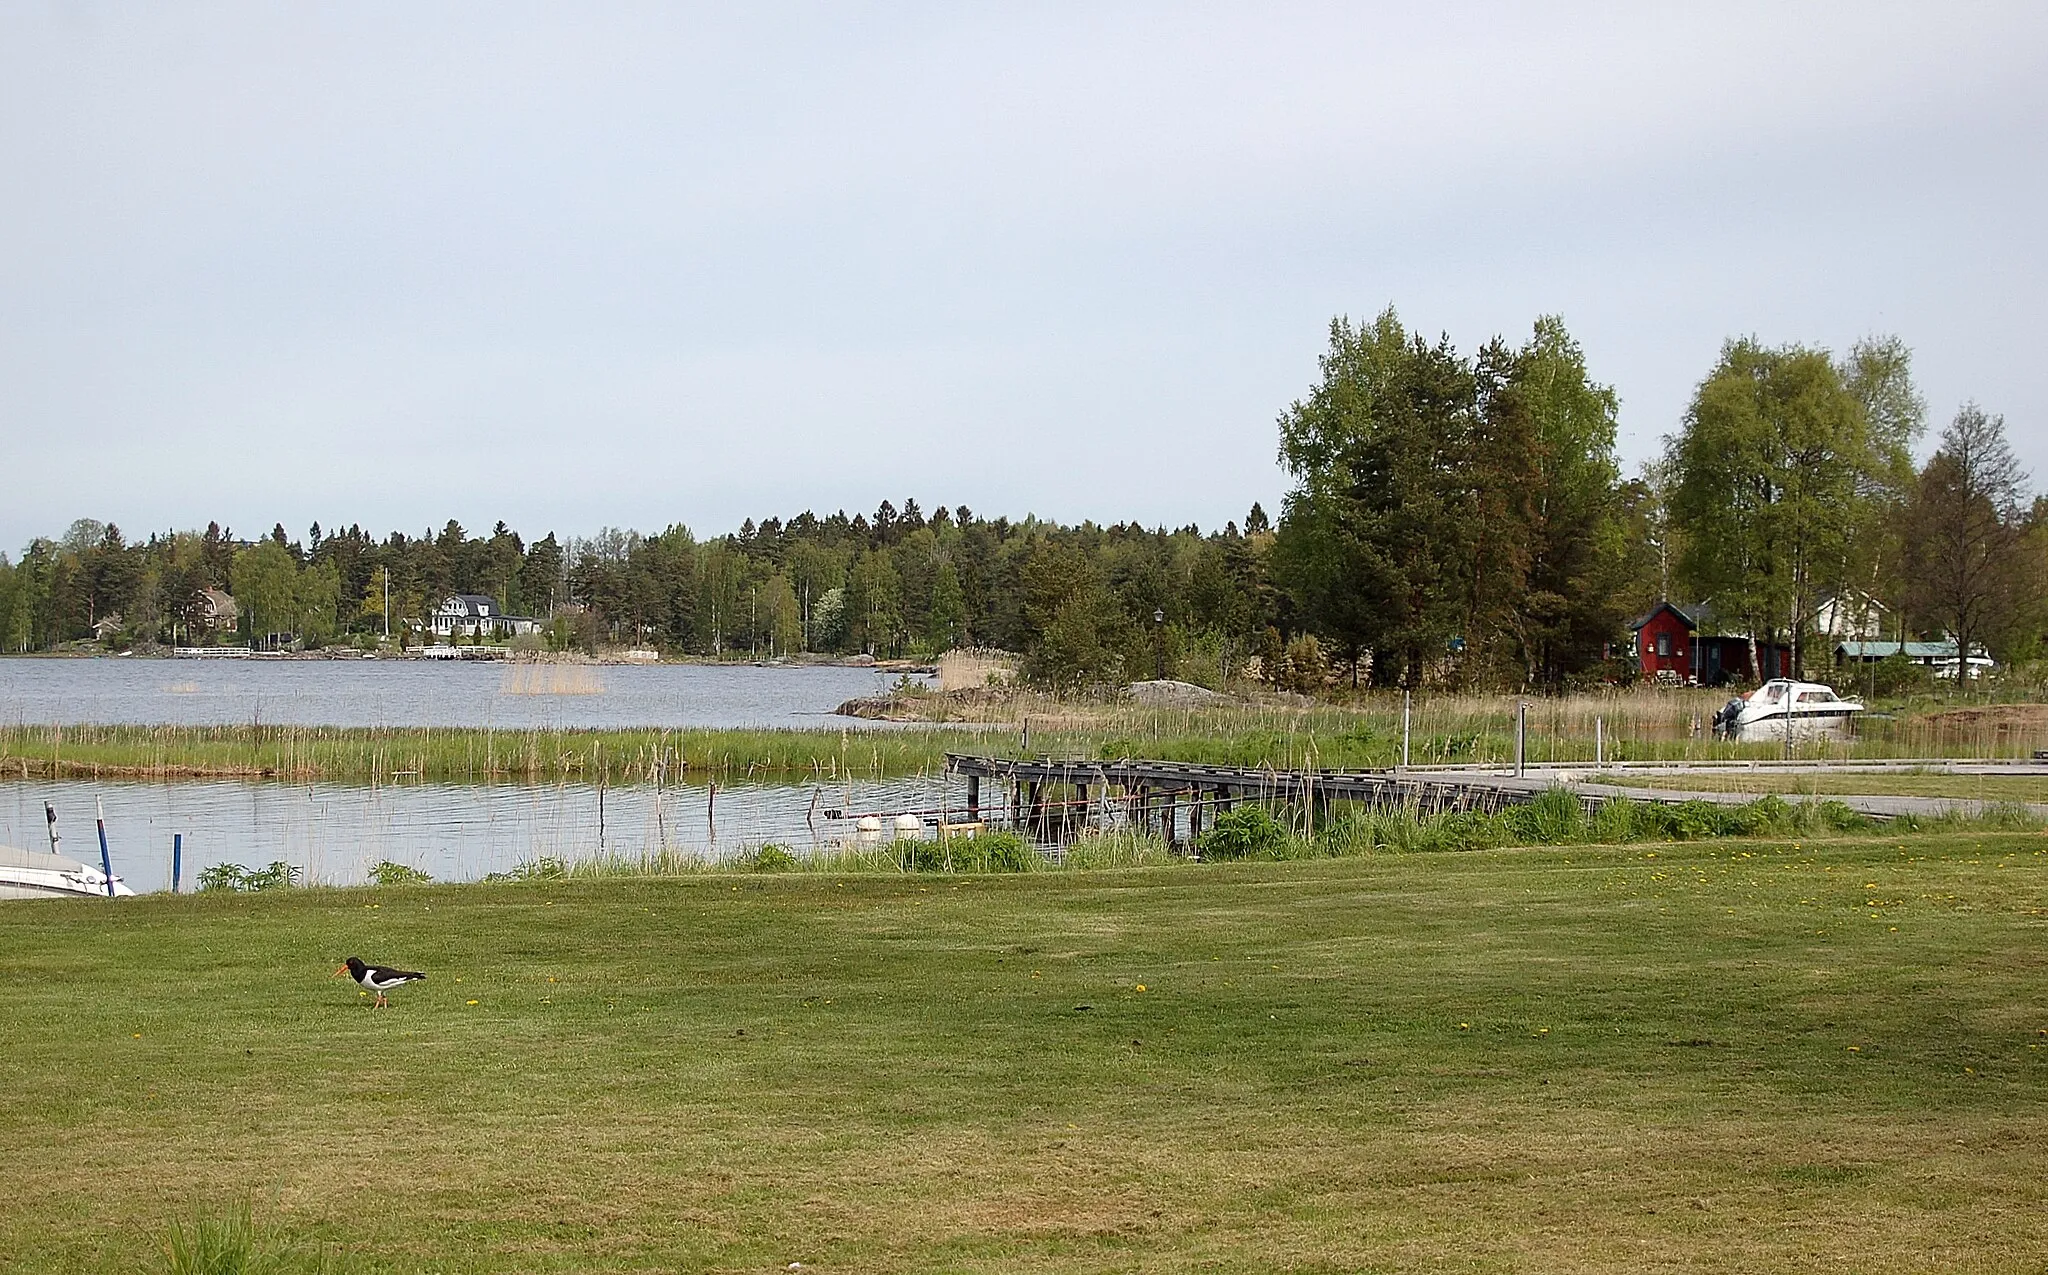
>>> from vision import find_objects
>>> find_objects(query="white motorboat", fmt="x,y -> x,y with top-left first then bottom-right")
1712,679 -> 1864,737
0,844 -> 136,900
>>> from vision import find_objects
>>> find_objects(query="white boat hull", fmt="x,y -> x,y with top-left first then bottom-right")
1714,680 -> 1864,740
0,846 -> 135,899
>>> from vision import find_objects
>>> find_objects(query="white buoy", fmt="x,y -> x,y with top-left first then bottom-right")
856,815 -> 883,845
893,813 -> 923,838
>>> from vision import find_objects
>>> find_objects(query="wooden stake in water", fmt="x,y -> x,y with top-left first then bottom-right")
172,833 -> 183,894
94,796 -> 115,898
44,801 -> 59,855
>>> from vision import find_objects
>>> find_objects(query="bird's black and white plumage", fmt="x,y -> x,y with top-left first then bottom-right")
336,955 -> 426,1008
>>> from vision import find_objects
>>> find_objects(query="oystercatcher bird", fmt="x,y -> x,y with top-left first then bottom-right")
335,956 -> 426,1008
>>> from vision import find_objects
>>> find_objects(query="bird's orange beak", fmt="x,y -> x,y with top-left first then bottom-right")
333,965 -> 349,978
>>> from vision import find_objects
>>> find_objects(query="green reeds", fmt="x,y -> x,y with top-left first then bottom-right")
3,686 -> 2042,786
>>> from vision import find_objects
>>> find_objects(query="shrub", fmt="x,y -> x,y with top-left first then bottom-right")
951,830 -> 1038,872
1199,805 -> 1291,861
1724,795 -> 1795,837
1808,799 -> 1875,833
196,861 -> 301,892
368,861 -> 432,887
743,844 -> 798,872
1500,788 -> 1585,845
486,857 -> 567,882
892,838 -> 947,872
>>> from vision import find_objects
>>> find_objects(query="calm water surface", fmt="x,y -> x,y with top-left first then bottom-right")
0,657 -> 926,728
5,775 -> 978,892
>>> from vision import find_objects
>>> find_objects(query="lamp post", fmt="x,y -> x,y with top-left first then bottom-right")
1153,608 -> 1166,681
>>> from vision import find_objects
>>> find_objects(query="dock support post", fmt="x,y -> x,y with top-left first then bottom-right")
171,833 -> 182,894
1162,789 -> 1177,852
1402,691 -> 1411,769
95,797 -> 114,897
1189,788 -> 1203,849
1075,783 -> 1089,838
1515,701 -> 1527,779
966,774 -> 980,821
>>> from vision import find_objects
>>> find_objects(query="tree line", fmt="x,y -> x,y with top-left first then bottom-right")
0,309 -> 2038,690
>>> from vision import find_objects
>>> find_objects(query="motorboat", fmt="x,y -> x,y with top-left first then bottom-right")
1712,679 -> 1863,737
0,844 -> 136,900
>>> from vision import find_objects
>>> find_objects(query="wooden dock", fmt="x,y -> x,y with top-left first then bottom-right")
943,754 -> 1570,848
939,754 -> 2048,847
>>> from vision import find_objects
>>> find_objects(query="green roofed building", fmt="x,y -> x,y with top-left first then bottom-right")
1833,639 -> 1994,678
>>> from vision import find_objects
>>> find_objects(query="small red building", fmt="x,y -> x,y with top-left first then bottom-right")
1632,602 -> 1793,686
1633,602 -> 1694,683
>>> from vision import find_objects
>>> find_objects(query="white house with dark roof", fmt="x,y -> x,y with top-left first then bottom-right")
431,594 -> 540,639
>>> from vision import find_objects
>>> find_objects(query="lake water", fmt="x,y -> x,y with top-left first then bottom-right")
0,657 -> 928,729
5,774 -> 978,892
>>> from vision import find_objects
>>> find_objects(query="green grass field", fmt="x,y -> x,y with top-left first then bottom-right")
5,833 -> 2047,1272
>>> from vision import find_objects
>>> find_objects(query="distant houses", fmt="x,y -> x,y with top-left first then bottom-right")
431,593 -> 540,640
1632,599 -> 1993,685
1833,639 -> 1993,679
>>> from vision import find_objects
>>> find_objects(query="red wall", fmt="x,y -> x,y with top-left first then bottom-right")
1637,610 -> 1691,681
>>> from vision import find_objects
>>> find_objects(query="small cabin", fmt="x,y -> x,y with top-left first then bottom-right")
1633,602 -> 1792,686
1632,602 -> 1694,683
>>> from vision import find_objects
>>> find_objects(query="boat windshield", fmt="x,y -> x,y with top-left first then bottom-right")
1803,689 -> 1838,702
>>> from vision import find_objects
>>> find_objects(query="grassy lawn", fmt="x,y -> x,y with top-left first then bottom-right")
1616,771 -> 2048,803
4,833 -> 2047,1272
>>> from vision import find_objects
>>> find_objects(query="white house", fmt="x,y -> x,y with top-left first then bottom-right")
1814,590 -> 1887,641
432,594 -> 540,639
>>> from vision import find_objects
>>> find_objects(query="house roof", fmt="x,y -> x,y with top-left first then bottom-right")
1835,640 -> 1958,660
1629,601 -> 1695,632
441,594 -> 497,615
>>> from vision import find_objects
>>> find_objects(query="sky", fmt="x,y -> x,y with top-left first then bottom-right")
2,3 -> 2045,554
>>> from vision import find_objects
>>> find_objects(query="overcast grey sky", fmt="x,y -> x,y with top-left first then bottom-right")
2,3 -> 2044,552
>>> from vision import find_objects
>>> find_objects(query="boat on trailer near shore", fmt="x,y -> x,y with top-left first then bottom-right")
0,845 -> 135,900
1713,679 -> 1864,738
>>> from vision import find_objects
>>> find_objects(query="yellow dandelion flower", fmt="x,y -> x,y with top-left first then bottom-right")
1135,984 -> 1147,992
466,999 -> 479,1006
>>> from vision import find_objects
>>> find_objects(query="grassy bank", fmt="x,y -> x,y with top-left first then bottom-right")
4,831 -> 2046,1272
5,689 -> 2044,784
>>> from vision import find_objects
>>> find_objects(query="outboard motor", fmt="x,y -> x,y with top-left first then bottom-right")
1711,698 -> 1744,737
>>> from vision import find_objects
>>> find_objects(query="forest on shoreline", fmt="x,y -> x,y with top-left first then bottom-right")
3,310 -> 2041,693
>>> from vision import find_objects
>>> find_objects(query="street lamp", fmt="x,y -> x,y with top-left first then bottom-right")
1153,608 -> 1166,681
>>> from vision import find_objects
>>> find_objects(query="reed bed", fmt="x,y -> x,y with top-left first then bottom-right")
1,688 -> 2041,786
